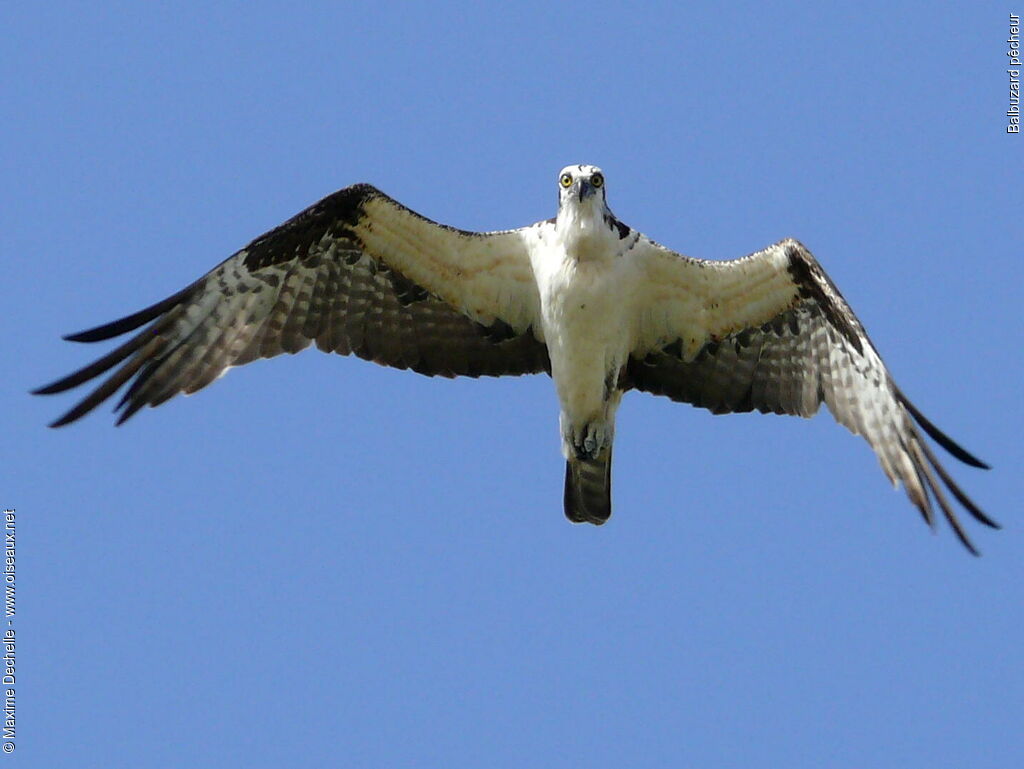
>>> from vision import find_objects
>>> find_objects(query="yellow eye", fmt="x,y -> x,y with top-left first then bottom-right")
559,173 -> 573,188
591,173 -> 604,188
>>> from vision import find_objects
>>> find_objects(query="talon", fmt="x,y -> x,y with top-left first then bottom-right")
571,421 -> 611,460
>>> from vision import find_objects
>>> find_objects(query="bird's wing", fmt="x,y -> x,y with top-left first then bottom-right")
627,236 -> 995,553
36,184 -> 550,426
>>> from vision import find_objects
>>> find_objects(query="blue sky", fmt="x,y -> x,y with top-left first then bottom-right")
5,1 -> 1023,766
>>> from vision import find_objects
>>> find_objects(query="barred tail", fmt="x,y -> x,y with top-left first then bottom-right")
563,447 -> 612,525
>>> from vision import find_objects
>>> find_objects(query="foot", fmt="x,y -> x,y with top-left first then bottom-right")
567,420 -> 612,460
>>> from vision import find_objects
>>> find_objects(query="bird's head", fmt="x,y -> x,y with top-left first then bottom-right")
556,164 -> 608,215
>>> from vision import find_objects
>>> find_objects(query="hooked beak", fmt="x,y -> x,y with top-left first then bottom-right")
577,180 -> 595,201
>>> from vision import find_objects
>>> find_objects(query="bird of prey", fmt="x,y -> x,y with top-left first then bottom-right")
35,164 -> 996,552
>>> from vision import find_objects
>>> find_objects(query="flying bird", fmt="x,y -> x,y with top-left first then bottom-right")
35,165 -> 996,552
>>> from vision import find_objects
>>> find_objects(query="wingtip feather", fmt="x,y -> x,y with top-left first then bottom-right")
60,282 -> 201,344
44,336 -> 167,427
907,439 -> 983,556
895,387 -> 989,469
915,435 -> 1000,530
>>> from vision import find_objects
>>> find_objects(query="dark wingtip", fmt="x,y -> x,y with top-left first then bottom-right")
945,513 -> 983,557
939,522 -> 982,557
114,402 -> 145,426
48,412 -> 80,429
914,435 -> 1001,531
952,523 -> 983,557
34,316 -> 181,398
906,438 -> 987,556
41,335 -> 167,428
60,282 -> 200,344
960,538 -> 982,558
895,387 -> 990,469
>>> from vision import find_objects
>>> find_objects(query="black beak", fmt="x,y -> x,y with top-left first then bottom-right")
577,180 -> 595,201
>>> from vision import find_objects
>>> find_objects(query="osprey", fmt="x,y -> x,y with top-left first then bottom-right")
36,165 -> 996,552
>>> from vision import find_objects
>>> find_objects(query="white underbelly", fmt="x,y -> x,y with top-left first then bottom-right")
540,260 -> 632,423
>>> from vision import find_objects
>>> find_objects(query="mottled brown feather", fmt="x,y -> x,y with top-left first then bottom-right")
37,185 -> 549,427
626,242 -> 993,552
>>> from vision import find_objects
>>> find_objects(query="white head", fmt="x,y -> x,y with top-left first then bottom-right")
556,164 -> 608,215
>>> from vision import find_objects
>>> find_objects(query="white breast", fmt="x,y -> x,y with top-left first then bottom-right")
528,214 -> 636,424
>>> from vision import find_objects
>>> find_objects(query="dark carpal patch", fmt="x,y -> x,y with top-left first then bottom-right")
785,243 -> 864,355
243,184 -> 380,271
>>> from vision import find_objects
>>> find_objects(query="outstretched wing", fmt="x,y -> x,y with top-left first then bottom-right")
36,184 -> 550,426
627,236 -> 995,553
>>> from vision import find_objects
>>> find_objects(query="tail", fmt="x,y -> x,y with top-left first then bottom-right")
563,447 -> 612,525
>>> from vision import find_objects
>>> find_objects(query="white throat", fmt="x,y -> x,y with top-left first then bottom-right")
555,198 -> 614,262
